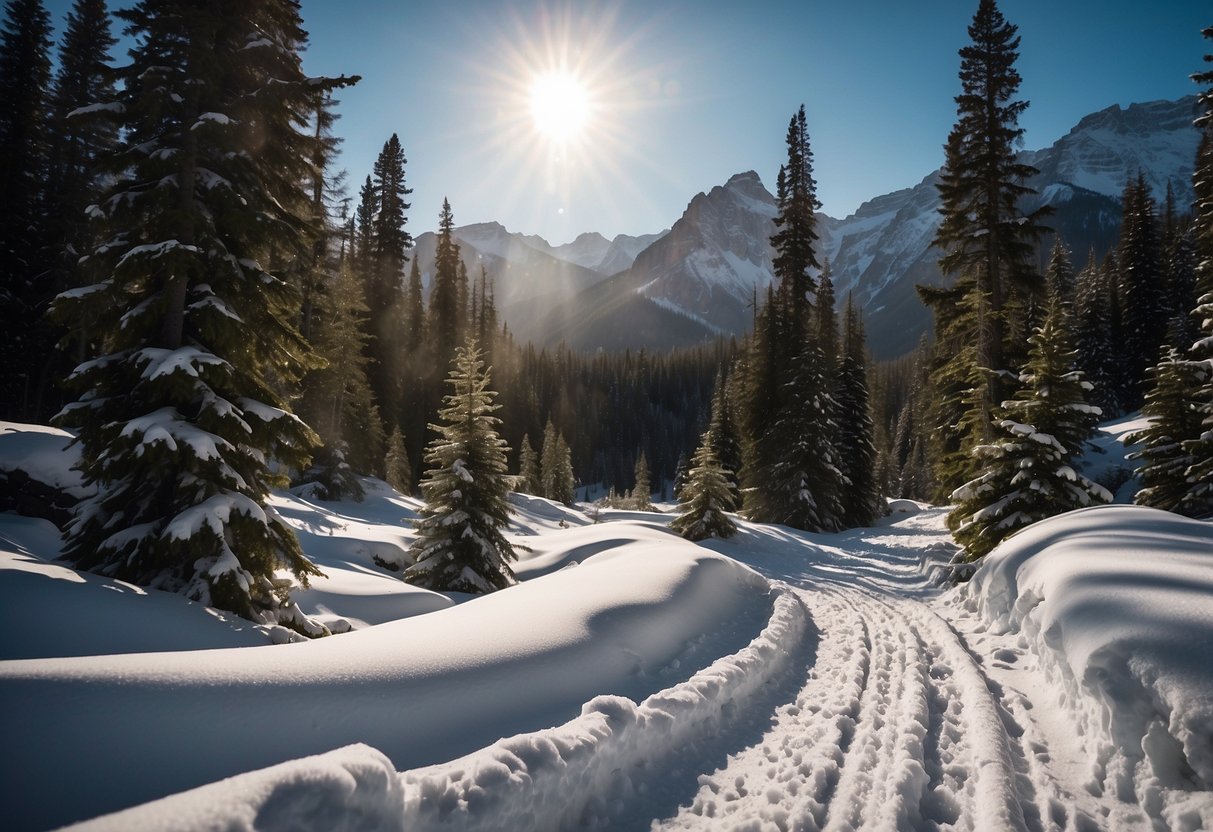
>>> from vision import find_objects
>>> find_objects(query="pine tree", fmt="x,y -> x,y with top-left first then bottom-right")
1073,249 -> 1120,417
517,433 -> 540,494
1178,30 -> 1213,517
1128,350 -> 1209,515
384,426 -> 412,495
770,104 -> 821,319
1118,174 -> 1167,408
672,438 -> 737,542
928,0 -> 1049,472
835,296 -> 882,527
430,197 -> 462,367
299,261 -> 383,481
0,0 -> 53,419
631,451 -> 652,510
405,339 -> 516,593
950,297 -> 1110,560
404,256 -> 425,353
1166,227 -> 1198,349
1044,236 -> 1075,312
50,0 -> 355,630
815,259 -> 839,369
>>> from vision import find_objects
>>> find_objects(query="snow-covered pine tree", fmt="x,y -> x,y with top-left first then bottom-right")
405,338 -> 516,593
950,297 -> 1110,560
538,419 -> 575,503
631,451 -> 652,510
0,0 -> 53,420
747,337 -> 845,532
835,296 -> 882,528
672,437 -> 737,542
50,0 -> 355,630
384,426 -> 412,495
517,433 -> 540,494
1128,349 -> 1209,515
1179,30 -> 1213,517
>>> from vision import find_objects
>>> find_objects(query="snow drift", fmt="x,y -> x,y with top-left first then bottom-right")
961,504 -> 1213,822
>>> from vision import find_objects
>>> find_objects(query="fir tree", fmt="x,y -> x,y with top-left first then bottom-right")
1178,31 -> 1213,517
404,256 -> 425,353
815,259 -> 839,369
1128,349 -> 1209,515
405,339 -> 516,593
835,296 -> 882,527
0,0 -> 53,419
1117,173 -> 1167,407
950,297 -> 1110,560
1044,236 -> 1075,313
541,427 -> 576,505
50,0 -> 355,630
1165,227 -> 1198,349
517,433 -> 540,494
770,104 -> 821,319
384,426 -> 412,495
430,197 -> 462,367
631,451 -> 652,510
1073,249 -> 1120,417
929,0 -> 1049,470
671,438 -> 737,542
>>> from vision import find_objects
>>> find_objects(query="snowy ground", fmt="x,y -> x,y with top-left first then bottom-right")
2,420 -> 1212,831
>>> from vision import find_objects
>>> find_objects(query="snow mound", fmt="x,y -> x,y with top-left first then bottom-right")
68,585 -> 809,832
70,743 -> 404,832
0,422 -> 86,496
1,526 -> 773,830
960,505 -> 1213,816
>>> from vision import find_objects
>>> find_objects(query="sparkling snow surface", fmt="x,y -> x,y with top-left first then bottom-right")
1,422 -> 1212,831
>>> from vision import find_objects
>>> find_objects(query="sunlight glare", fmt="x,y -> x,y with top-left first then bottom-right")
529,71 -> 590,142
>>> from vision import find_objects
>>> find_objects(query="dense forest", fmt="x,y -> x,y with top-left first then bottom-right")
0,0 -> 1209,614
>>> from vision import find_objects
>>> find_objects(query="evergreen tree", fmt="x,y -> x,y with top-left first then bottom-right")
1165,226 -> 1198,349
384,426 -> 412,495
34,0 -> 116,419
713,370 -> 744,503
746,338 -> 844,531
1073,249 -> 1120,417
538,419 -> 576,504
50,0 -> 355,630
430,197 -> 462,367
835,296 -> 882,527
517,433 -> 540,494
770,104 -> 821,319
299,261 -> 383,479
405,339 -> 516,593
1044,236 -> 1075,312
815,259 -> 838,369
950,297 -> 1110,560
1128,349 -> 1209,515
1117,173 -> 1167,407
404,256 -> 425,353
631,451 -> 652,510
928,0 -> 1049,470
1178,32 -> 1213,517
0,0 -> 53,419
671,437 -> 737,542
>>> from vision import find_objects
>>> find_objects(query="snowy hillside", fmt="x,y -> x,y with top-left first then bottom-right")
3,421 -> 1213,831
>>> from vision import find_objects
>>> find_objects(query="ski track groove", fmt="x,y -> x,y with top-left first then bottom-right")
652,585 -> 1078,832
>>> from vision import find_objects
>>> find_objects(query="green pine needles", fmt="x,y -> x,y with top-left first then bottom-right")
405,339 -> 517,593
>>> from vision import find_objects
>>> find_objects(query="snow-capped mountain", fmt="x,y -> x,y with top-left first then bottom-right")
530,95 -> 1199,356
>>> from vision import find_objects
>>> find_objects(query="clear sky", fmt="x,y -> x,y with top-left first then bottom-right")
43,0 -> 1211,244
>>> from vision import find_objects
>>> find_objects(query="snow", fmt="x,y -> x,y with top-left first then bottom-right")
0,421 -> 89,498
3,422 -> 1213,831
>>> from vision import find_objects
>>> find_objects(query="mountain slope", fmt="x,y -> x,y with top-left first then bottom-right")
523,96 -> 1200,357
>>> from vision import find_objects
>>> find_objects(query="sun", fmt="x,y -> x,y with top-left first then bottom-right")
529,70 -> 590,143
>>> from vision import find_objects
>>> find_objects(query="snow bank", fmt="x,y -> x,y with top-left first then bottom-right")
67,744 -> 404,832
1,526 -> 773,830
0,422 -> 86,496
960,505 -> 1213,815
67,585 -> 808,832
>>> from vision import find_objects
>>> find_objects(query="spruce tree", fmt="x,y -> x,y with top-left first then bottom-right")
405,339 -> 516,593
404,256 -> 425,353
517,433 -> 540,494
1165,227 -> 1198,348
632,451 -> 652,510
1128,350 -> 1209,515
0,0 -> 53,419
50,0 -> 354,629
770,104 -> 820,319
1044,236 -> 1075,313
384,426 -> 412,495
430,197 -> 462,368
928,0 -> 1049,475
672,438 -> 737,542
835,296 -> 882,527
539,418 -> 560,500
1117,174 -> 1167,407
950,297 -> 1110,560
1178,30 -> 1213,517
815,259 -> 839,370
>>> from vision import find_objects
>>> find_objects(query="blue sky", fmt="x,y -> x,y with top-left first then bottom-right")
45,0 -> 1210,244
